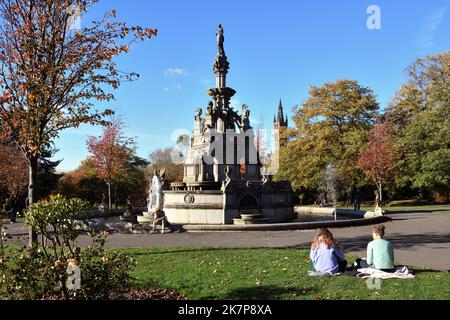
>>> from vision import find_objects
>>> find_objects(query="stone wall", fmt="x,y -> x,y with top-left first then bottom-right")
164,190 -> 225,224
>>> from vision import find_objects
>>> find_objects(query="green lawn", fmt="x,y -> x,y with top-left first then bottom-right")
127,247 -> 450,300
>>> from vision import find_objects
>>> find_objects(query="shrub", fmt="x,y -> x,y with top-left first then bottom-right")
76,231 -> 135,300
0,195 -> 135,300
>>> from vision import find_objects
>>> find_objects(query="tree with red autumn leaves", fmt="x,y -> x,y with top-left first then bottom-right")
0,0 -> 156,245
0,142 -> 28,199
357,119 -> 398,204
87,116 -> 134,210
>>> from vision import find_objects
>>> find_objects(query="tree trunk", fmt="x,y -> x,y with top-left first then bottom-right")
378,183 -> 383,204
28,156 -> 38,247
114,185 -> 118,209
107,182 -> 112,210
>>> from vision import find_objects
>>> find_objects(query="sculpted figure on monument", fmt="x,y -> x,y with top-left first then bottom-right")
195,107 -> 203,121
206,101 -> 213,115
225,165 -> 233,182
149,170 -> 162,210
241,104 -> 250,128
242,104 -> 250,119
217,24 -> 225,55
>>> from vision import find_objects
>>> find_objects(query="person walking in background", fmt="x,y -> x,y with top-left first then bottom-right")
310,228 -> 348,274
354,188 -> 361,211
356,224 -> 395,272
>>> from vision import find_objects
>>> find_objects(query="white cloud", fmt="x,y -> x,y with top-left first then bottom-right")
164,68 -> 188,77
174,83 -> 183,91
164,87 -> 170,92
200,77 -> 213,86
417,6 -> 447,49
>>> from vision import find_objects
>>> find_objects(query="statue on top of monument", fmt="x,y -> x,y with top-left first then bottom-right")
217,24 -> 225,55
242,104 -> 250,120
206,101 -> 213,116
241,104 -> 251,129
195,107 -> 203,121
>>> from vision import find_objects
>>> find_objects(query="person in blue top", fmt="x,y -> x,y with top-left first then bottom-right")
310,228 -> 347,274
356,224 -> 395,272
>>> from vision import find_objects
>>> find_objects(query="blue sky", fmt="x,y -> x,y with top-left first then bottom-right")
55,0 -> 450,172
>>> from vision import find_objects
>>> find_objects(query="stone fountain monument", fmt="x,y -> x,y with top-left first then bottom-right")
153,25 -> 295,225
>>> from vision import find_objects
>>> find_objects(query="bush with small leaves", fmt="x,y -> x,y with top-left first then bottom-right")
0,195 -> 136,300
77,232 -> 136,300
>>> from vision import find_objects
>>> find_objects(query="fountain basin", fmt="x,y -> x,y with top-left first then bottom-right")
88,212 -> 390,234
181,215 -> 391,232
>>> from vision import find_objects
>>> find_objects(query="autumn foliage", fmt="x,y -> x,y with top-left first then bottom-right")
147,148 -> 184,184
0,0 -> 156,204
87,117 -> 133,208
278,79 -> 379,203
0,143 -> 28,198
357,120 -> 398,202
0,0 -> 155,244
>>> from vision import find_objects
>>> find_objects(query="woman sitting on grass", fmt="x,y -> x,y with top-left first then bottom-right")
357,224 -> 395,272
310,228 -> 347,274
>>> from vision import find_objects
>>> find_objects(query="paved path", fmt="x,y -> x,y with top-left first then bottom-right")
4,212 -> 450,271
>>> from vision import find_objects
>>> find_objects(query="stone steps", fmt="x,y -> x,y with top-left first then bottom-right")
233,211 -> 270,225
240,214 -> 263,220
233,217 -> 270,225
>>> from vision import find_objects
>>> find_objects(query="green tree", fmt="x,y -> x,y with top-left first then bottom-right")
36,149 -> 63,200
277,79 -> 379,202
386,52 -> 450,201
113,154 -> 149,208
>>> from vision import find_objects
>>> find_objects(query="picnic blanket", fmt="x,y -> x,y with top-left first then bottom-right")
356,267 -> 415,279
307,271 -> 341,277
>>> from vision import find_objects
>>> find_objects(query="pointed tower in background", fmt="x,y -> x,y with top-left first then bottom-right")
273,99 -> 288,130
